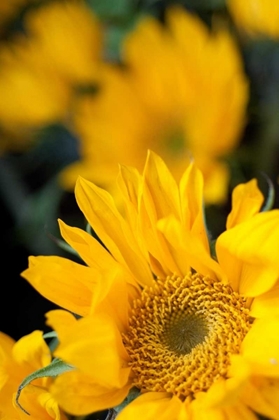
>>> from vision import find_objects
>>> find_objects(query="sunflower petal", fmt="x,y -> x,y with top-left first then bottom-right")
75,176 -> 153,287
241,376 -> 279,420
226,179 -> 264,229
116,392 -> 187,420
241,317 -> 279,376
21,255 -> 98,316
250,283 -> 279,318
216,210 -> 279,295
46,310 -> 130,389
51,370 -> 131,416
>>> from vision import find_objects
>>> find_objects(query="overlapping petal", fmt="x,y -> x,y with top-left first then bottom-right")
216,210 -> 279,295
117,392 -> 188,420
75,176 -> 154,287
46,310 -> 130,389
50,370 -> 130,416
21,255 -> 99,316
240,317 -> 279,377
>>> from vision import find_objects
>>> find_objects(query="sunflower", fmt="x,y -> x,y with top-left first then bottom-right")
0,329 -> 67,419
60,6 -> 248,204
0,0 -> 102,151
22,151 -> 279,418
227,0 -> 279,39
23,0 -> 102,84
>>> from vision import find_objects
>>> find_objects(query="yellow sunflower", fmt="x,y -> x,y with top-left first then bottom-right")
22,151 -> 279,418
0,0 -> 102,151
23,0 -> 102,83
60,6 -> 248,204
0,39 -> 71,147
227,0 -> 279,39
0,329 -> 67,419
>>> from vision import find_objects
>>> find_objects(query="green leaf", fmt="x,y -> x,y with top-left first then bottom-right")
15,358 -> 75,415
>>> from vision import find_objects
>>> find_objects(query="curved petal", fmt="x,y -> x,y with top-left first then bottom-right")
12,330 -> 51,371
90,266 -> 136,331
75,176 -> 153,287
158,215 -> 224,280
13,385 -> 66,420
58,219 -> 117,270
191,394 -> 257,420
46,311 -> 130,389
179,160 -> 209,252
143,151 -> 180,220
137,151 -> 186,276
226,179 -> 264,229
50,370 -> 131,416
216,210 -> 279,295
117,392 -> 188,420
21,255 -> 99,316
241,376 -> 279,420
250,282 -> 279,318
241,317 -> 279,376
0,332 -> 15,357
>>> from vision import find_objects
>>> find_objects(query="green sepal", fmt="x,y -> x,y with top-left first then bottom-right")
261,174 -> 275,212
114,387 -> 141,413
15,358 -> 75,415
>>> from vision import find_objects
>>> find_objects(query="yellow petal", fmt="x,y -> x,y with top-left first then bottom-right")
241,317 -> 279,376
179,160 -> 209,252
21,255 -> 99,316
158,214 -> 223,280
47,311 -> 130,389
117,392 -> 187,420
226,179 -> 264,229
250,282 -> 279,318
216,210 -> 279,295
0,332 -> 15,357
58,219 -> 116,270
241,376 -> 279,420
143,150 -> 180,220
139,153 -> 183,276
51,370 -> 131,416
194,355 -> 250,411
13,385 -> 66,420
90,266 -> 134,331
117,165 -> 143,242
12,330 -> 51,371
75,176 -> 153,287
46,310 -> 77,342
191,394 -> 257,420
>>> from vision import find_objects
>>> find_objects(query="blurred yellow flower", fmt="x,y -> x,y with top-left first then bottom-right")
0,330 -> 67,419
227,0 -> 279,39
0,0 -> 102,152
61,6 -> 248,204
0,40 -> 71,139
23,0 -> 103,83
23,151 -> 279,418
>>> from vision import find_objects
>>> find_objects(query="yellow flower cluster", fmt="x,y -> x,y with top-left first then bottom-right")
0,0 -> 248,204
0,0 -> 102,151
1,3 -> 279,419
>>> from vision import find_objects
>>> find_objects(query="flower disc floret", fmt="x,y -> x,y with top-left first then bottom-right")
123,272 -> 251,399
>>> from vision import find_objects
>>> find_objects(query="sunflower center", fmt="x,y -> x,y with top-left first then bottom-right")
122,272 -> 252,399
162,312 -> 209,355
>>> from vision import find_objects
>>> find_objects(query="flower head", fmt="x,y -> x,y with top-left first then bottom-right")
227,0 -> 279,39
22,151 -> 279,418
60,6 -> 248,204
0,330 -> 67,419
0,0 -> 102,150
